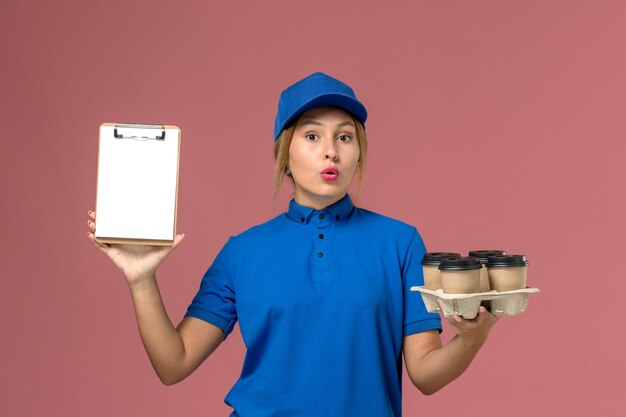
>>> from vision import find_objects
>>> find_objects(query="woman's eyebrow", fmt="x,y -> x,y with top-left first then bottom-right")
337,120 -> 356,128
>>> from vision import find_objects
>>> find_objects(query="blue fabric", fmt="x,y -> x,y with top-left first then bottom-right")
274,72 -> 368,140
186,194 -> 441,417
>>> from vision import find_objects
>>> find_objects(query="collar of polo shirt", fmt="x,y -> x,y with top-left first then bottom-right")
286,193 -> 354,224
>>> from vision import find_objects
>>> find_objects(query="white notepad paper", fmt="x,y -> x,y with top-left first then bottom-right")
95,123 -> 180,245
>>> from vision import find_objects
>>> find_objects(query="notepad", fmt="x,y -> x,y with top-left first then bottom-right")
94,123 -> 180,246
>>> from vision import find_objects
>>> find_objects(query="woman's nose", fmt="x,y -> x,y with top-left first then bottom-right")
324,140 -> 338,161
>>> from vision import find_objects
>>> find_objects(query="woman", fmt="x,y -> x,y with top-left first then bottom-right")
87,72 -> 498,416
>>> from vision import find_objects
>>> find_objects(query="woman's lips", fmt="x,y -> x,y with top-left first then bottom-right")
320,167 -> 339,181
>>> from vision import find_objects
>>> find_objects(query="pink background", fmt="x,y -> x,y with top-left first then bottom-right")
1,1 -> 624,416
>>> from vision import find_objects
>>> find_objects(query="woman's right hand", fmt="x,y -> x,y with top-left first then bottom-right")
86,210 -> 184,286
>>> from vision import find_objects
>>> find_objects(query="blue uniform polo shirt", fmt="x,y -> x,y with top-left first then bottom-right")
186,194 -> 441,417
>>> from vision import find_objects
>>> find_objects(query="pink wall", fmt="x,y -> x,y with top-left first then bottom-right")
1,1 -> 624,416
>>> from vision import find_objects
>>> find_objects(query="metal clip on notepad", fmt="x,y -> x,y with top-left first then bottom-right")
114,123 -> 166,140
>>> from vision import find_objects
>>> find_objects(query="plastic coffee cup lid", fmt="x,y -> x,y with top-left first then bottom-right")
468,250 -> 506,263
438,256 -> 482,271
421,252 -> 461,266
486,254 -> 529,267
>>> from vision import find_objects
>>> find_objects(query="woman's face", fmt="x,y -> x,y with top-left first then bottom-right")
289,107 -> 360,209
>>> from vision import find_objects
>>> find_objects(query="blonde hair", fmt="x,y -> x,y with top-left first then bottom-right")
272,115 -> 367,204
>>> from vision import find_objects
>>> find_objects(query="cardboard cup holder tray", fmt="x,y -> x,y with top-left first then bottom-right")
411,286 -> 540,319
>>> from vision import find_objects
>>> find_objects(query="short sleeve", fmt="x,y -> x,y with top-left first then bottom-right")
185,238 -> 238,337
402,228 -> 442,336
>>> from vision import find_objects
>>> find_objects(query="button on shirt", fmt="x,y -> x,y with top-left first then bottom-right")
186,195 -> 441,417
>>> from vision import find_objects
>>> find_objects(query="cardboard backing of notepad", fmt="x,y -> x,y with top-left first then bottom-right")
94,123 -> 180,246
411,286 -> 540,319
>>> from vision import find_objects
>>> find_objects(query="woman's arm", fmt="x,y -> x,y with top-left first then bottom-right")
128,277 -> 225,385
87,211 -> 224,385
402,306 -> 499,395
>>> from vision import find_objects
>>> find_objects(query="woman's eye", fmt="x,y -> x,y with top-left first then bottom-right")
306,134 -> 317,141
338,135 -> 351,142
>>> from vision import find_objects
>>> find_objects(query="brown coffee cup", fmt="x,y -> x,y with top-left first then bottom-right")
468,250 -> 506,292
421,252 -> 461,290
487,255 -> 528,292
439,257 -> 482,294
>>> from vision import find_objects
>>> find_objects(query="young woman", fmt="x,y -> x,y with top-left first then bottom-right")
87,72 -> 498,417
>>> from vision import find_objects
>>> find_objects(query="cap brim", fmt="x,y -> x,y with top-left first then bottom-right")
279,93 -> 367,137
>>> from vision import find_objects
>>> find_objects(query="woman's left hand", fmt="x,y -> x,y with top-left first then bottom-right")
444,306 -> 500,347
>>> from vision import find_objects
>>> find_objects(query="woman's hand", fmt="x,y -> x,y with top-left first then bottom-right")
86,210 -> 184,286
443,305 -> 500,347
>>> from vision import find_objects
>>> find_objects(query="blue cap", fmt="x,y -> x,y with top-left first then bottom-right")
274,72 -> 368,141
